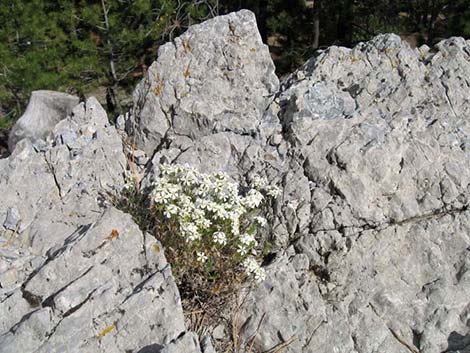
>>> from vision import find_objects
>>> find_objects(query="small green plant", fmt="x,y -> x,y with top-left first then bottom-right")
118,164 -> 281,303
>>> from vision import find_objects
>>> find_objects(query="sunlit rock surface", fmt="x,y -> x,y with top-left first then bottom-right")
2,9 -> 470,353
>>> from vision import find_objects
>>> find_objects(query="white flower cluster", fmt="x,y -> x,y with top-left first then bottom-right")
243,257 -> 266,282
251,174 -> 282,198
149,164 -> 281,283
123,171 -> 137,191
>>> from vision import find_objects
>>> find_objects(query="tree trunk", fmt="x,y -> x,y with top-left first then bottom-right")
337,0 -> 354,46
312,0 -> 320,49
101,0 -> 121,113
427,0 -> 439,43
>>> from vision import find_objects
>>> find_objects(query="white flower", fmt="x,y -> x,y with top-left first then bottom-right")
181,223 -> 200,242
230,214 -> 240,236
160,164 -> 178,176
254,216 -> 267,227
242,257 -> 266,282
123,182 -> 133,191
239,233 -> 257,247
196,251 -> 208,263
198,176 -> 214,196
254,267 -> 266,282
179,195 -> 193,209
147,163 -> 275,284
237,245 -> 248,256
181,168 -> 198,187
252,174 -> 267,190
195,216 -> 212,229
226,182 -> 239,199
151,178 -> 181,204
163,204 -> 179,218
213,231 -> 227,245
266,185 -> 282,198
214,205 -> 230,220
243,189 -> 264,209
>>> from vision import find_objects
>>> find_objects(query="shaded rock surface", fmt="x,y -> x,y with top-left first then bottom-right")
2,9 -> 470,353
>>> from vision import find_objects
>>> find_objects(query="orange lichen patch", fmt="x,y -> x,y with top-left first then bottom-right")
97,323 -> 116,338
153,74 -> 164,96
106,229 -> 119,241
154,83 -> 164,96
183,64 -> 190,78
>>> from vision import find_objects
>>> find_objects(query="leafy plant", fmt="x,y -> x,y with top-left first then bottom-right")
120,164 -> 281,298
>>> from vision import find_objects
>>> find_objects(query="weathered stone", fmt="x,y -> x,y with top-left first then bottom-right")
237,34 -> 470,353
3,11 -> 470,353
128,10 -> 279,156
158,332 -> 202,353
3,207 -> 20,231
8,90 -> 79,152
0,98 -> 190,353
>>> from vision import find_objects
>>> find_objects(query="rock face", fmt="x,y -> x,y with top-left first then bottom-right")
128,9 -> 279,157
2,9 -> 470,353
235,35 -> 470,353
0,98 -> 192,352
8,90 -> 79,152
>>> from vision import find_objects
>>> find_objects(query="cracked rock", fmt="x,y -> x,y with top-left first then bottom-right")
3,10 -> 470,353
0,97 -> 190,353
3,207 -> 20,231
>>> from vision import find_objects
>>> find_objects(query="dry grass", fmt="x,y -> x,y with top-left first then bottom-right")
188,286 -> 298,353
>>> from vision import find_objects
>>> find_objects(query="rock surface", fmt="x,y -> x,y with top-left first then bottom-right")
236,35 -> 470,353
0,98 -> 196,352
2,9 -> 470,353
8,90 -> 79,152
127,9 -> 279,157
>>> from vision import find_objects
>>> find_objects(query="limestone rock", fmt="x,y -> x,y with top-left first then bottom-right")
128,10 -> 279,156
8,90 -> 79,152
237,35 -> 470,353
0,98 -> 189,353
3,11 -> 470,353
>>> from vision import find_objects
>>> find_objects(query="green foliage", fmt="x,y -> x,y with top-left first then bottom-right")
0,0 -> 218,124
221,0 -> 470,74
116,164 -> 281,302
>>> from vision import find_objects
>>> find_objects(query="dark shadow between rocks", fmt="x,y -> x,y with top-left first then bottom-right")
0,128 -> 9,158
443,331 -> 470,353
135,343 -> 164,353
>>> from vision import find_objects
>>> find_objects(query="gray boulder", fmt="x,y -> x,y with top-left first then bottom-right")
4,10 -> 470,353
128,9 -> 279,156
0,98 -> 190,352
237,35 -> 470,353
8,90 -> 79,152
126,14 -> 470,353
